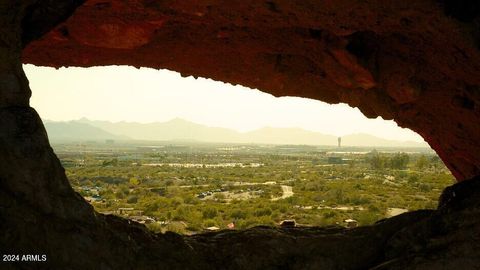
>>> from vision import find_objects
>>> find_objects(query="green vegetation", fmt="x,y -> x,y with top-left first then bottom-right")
56,142 -> 453,235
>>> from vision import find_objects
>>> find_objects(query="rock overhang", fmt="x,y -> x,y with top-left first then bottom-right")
0,1 -> 478,269
20,1 -> 480,181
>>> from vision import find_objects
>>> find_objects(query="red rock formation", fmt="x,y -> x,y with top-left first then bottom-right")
1,1 -> 480,269
22,0 -> 480,181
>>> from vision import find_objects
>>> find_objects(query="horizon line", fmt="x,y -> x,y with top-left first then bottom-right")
42,116 -> 428,144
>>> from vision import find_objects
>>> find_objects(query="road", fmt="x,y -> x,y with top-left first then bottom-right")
272,185 -> 293,201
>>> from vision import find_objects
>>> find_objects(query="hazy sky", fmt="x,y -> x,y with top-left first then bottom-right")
24,64 -> 424,142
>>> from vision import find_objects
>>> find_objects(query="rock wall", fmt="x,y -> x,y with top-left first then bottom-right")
22,0 -> 480,181
1,1 -> 480,269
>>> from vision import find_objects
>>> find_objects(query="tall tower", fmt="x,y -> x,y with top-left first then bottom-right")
338,137 -> 342,148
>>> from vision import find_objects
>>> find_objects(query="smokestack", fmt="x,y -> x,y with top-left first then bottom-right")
338,137 -> 341,148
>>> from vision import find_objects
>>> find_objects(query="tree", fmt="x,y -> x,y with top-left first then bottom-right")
202,207 -> 218,219
230,209 -> 247,219
127,195 -> 138,204
415,155 -> 429,170
389,153 -> 409,169
369,151 -> 384,170
129,177 -> 140,185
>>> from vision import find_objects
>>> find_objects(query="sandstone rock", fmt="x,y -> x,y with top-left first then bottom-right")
0,1 -> 480,269
21,0 -> 480,180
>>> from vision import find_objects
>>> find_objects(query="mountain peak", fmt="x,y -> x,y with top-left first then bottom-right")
44,118 -> 429,147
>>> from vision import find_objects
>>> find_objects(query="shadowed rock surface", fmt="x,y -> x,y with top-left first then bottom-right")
0,1 -> 479,269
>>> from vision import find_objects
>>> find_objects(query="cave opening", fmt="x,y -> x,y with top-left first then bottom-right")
1,1 -> 479,268
23,64 -> 454,235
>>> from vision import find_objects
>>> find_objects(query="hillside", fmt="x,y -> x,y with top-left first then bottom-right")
45,118 -> 428,147
44,121 -> 129,142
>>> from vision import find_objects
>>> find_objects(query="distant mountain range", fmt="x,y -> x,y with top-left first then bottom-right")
43,120 -> 130,141
43,118 -> 428,147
